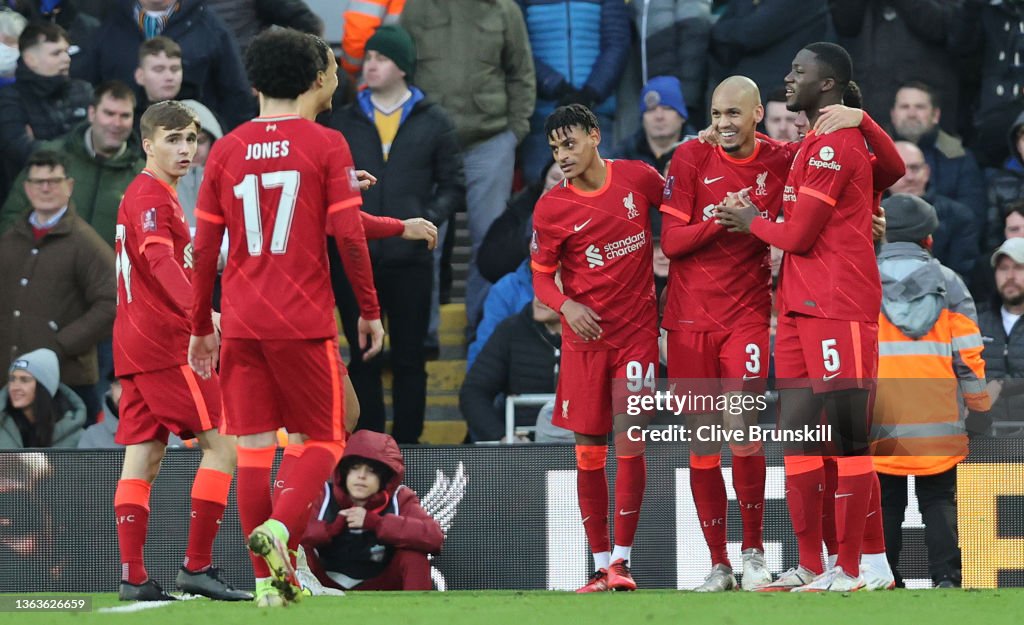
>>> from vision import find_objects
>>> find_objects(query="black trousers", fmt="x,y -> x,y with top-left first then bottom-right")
331,253 -> 432,444
879,468 -> 961,586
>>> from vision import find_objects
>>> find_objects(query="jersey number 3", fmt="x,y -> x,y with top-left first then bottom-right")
233,170 -> 300,256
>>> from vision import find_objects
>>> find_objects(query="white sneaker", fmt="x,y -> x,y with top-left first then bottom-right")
694,563 -> 736,592
860,558 -> 895,591
740,548 -> 772,590
294,547 -> 346,597
755,565 -> 818,592
791,566 -> 865,592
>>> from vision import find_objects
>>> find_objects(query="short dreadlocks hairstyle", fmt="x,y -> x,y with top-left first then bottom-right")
544,104 -> 600,141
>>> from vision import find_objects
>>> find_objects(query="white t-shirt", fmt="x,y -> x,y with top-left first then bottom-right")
1002,307 -> 1022,338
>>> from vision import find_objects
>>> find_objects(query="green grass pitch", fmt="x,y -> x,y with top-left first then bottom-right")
4,590 -> 1023,625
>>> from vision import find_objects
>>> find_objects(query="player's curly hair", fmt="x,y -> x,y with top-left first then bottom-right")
245,29 -> 322,100
544,104 -> 600,140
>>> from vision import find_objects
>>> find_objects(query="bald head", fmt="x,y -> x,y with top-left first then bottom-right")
890,140 -> 930,197
713,76 -> 762,108
710,76 -> 764,157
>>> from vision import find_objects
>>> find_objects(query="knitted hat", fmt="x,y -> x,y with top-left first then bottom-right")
992,237 -> 1024,267
640,76 -> 688,121
9,348 -> 60,397
881,193 -> 938,244
365,25 -> 416,80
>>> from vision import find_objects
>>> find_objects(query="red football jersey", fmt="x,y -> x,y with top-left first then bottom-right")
756,128 -> 880,322
530,159 -> 663,351
191,115 -> 369,340
660,139 -> 791,331
113,171 -> 193,375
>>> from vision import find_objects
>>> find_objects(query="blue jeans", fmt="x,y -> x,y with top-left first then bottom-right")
463,129 -> 517,337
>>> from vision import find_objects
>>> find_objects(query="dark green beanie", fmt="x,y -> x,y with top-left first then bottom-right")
365,25 -> 416,80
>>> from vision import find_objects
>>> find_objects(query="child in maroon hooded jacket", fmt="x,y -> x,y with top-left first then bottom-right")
301,430 -> 444,590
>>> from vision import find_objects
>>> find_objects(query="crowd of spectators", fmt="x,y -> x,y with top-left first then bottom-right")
3,0 -> 1024,446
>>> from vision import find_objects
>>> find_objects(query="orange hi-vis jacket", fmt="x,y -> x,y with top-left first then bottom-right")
340,0 -> 406,77
872,243 -> 991,476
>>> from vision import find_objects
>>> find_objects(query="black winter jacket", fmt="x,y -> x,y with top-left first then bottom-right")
0,61 -> 92,176
977,304 -> 1024,428
459,304 -> 561,441
78,0 -> 253,129
330,91 -> 465,268
829,0 -> 961,135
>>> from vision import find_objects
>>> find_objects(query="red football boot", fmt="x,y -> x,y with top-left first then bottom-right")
576,569 -> 610,593
606,559 -> 637,591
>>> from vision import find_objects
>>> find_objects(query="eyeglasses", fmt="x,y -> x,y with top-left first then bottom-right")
25,177 -> 68,187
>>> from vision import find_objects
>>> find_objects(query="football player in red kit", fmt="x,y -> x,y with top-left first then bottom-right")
188,30 -> 384,607
716,43 -> 893,592
663,76 -> 900,591
661,76 -> 790,592
113,101 -> 250,602
531,104 -> 664,592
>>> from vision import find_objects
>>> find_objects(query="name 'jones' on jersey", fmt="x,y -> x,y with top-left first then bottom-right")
530,160 -> 664,351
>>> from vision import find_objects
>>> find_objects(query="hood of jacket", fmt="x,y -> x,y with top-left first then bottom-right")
13,59 -> 72,99
331,430 -> 405,505
356,86 -> 425,126
878,242 -> 947,339
0,383 -> 85,447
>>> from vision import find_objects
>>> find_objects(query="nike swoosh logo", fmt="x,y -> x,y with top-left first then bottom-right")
618,509 -> 638,516
703,176 -> 724,184
581,515 -> 591,524
823,372 -> 842,381
574,218 -> 592,232
742,374 -> 760,381
835,493 -> 853,499
866,510 -> 877,517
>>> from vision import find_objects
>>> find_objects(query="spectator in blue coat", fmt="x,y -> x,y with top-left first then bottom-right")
516,0 -> 632,183
466,259 -> 534,370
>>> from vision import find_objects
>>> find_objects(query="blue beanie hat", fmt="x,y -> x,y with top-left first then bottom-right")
640,76 -> 688,121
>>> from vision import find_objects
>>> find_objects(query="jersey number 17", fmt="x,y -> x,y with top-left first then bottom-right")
233,170 -> 300,256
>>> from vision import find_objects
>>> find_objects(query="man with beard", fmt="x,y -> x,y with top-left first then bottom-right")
977,239 -> 1024,434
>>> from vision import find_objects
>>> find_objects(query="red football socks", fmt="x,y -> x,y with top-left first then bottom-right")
613,454 -> 645,550
731,444 -> 766,553
784,455 -> 825,574
576,445 -> 610,555
237,445 -> 276,578
821,456 -> 839,558
271,444 -> 305,506
860,469 -> 887,557
271,441 -> 343,539
183,467 -> 232,572
690,453 -> 729,567
115,478 -> 152,584
274,444 -> 308,561
835,456 -> 875,576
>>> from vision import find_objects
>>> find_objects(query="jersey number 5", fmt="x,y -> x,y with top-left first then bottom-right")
233,170 -> 300,256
